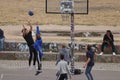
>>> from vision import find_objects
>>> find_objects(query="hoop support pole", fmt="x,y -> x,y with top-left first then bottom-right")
70,13 -> 75,74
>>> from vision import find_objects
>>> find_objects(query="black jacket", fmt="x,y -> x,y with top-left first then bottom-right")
103,34 -> 114,44
0,29 -> 4,39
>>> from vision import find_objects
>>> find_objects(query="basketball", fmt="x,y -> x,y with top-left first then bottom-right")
28,10 -> 34,16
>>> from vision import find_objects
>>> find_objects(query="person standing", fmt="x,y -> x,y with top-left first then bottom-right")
0,28 -> 5,51
99,30 -> 116,55
21,20 -> 37,68
57,54 -> 71,80
56,44 -> 71,65
34,26 -> 43,75
83,45 -> 95,80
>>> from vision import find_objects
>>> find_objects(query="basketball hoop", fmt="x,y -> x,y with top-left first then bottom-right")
60,0 -> 74,21
46,0 -> 89,75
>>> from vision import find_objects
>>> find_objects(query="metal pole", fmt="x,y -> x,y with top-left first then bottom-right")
70,13 -> 75,74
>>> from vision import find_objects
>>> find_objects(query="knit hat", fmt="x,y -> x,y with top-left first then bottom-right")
36,26 -> 40,35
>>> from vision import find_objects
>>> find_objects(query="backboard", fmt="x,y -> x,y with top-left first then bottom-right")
46,0 -> 89,14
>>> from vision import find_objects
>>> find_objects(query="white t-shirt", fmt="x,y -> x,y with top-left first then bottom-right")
57,60 -> 70,74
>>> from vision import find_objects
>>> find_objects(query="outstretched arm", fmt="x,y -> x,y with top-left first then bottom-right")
27,20 -> 32,32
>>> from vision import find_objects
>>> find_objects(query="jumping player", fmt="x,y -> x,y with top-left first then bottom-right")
34,25 -> 43,75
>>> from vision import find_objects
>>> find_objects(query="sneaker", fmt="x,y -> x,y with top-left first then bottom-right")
35,70 -> 42,76
99,52 -> 103,55
112,52 -> 116,56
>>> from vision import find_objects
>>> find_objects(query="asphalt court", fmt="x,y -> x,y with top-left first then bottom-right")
0,68 -> 120,80
0,60 -> 120,80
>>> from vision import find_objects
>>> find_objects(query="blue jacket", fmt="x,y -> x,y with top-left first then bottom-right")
34,38 -> 43,57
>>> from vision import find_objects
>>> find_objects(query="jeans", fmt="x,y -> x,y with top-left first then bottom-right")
85,66 -> 93,80
0,38 -> 4,51
101,42 -> 115,52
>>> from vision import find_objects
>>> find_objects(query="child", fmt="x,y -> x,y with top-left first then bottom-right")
56,44 -> 70,65
34,26 -> 43,75
83,45 -> 95,80
57,54 -> 71,80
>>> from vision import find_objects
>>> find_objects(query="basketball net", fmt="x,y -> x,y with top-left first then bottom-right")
61,14 -> 70,21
